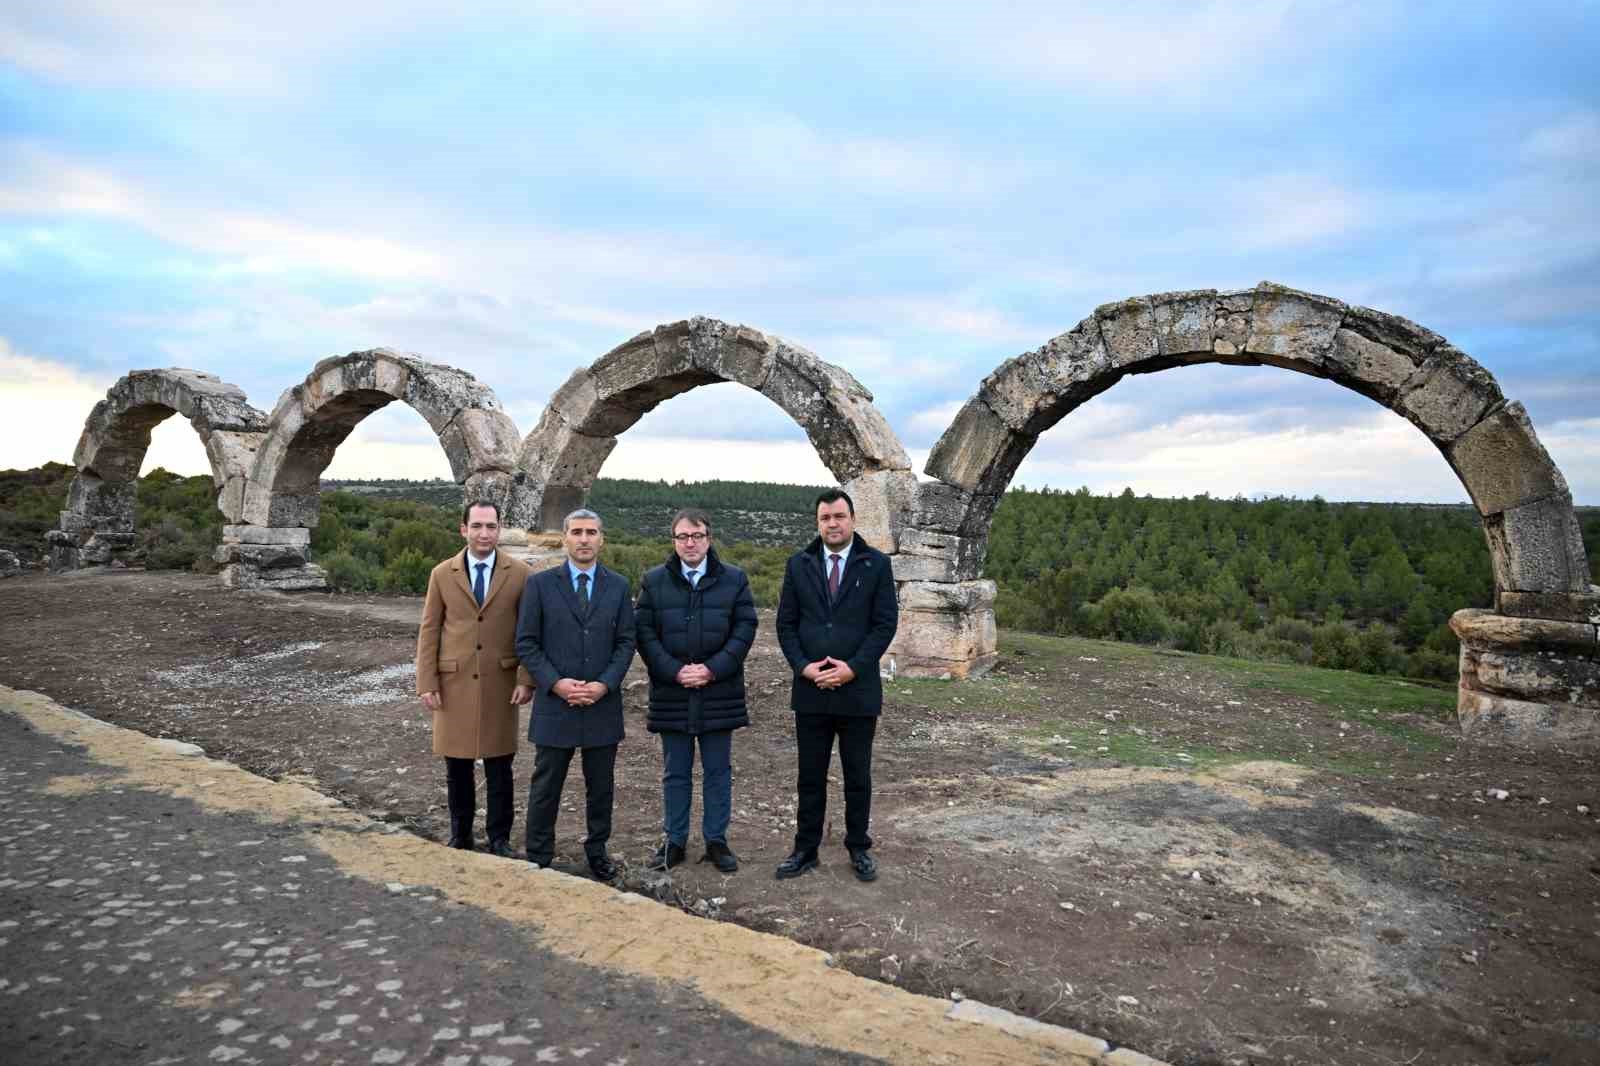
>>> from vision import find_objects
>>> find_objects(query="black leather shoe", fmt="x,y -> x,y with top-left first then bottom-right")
774,850 -> 819,880
588,853 -> 619,882
447,834 -> 474,851
487,839 -> 513,858
650,841 -> 686,871
701,840 -> 739,874
848,848 -> 878,883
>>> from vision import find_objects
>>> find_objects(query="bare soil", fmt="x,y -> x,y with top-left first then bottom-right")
2,569 -> 1597,1066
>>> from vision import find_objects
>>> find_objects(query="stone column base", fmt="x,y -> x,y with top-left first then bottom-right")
1451,606 -> 1600,744
214,526 -> 328,592
888,579 -> 998,679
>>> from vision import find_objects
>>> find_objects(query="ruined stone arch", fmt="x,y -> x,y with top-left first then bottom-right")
49,369 -> 268,570
510,317 -> 919,549
222,349 -> 521,589
911,281 -> 1596,735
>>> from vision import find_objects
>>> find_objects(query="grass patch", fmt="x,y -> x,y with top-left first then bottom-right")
1024,719 -> 1246,772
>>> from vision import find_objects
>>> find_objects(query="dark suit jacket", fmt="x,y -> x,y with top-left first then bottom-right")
515,562 -> 636,748
775,534 -> 898,717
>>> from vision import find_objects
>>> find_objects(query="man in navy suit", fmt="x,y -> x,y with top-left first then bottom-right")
773,488 -> 898,883
514,508 -> 636,881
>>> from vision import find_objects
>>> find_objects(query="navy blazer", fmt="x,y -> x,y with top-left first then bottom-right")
774,534 -> 898,717
515,562 -> 636,748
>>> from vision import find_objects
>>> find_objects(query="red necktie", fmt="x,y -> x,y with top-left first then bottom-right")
828,554 -> 842,599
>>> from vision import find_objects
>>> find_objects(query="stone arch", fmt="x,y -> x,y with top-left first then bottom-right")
48,369 -> 268,570
222,349 -> 521,589
908,281 -> 1596,737
510,317 -> 918,550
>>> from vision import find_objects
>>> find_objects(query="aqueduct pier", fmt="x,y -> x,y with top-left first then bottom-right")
47,283 -> 1599,743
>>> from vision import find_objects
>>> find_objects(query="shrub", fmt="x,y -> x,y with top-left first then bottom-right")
321,550 -> 381,592
1095,586 -> 1171,645
380,548 -> 434,594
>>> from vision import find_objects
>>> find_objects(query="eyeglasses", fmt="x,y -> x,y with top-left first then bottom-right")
672,532 -> 709,543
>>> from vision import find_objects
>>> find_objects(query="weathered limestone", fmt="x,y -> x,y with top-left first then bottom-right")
1452,608 -> 1600,742
48,290 -> 1594,736
924,281 -> 1595,737
50,369 -> 267,571
515,318 -> 913,535
225,349 -> 520,590
888,580 -> 999,678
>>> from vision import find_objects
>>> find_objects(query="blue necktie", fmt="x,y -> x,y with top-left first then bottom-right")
473,562 -> 486,606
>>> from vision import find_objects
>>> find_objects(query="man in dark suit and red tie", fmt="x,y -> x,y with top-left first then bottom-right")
514,508 -> 636,881
773,488 -> 899,883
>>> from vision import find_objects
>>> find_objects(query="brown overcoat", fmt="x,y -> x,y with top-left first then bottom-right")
415,550 -> 534,758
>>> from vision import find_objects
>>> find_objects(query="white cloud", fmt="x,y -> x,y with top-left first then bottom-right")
1522,111 -> 1600,166
0,339 -> 110,469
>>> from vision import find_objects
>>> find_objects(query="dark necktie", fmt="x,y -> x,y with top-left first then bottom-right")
473,562 -> 487,606
577,571 -> 590,612
828,554 -> 842,600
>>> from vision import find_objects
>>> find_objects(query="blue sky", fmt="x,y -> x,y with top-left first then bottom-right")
2,2 -> 1596,502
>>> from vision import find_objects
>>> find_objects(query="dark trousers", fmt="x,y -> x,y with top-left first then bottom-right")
660,729 -> 733,847
793,713 -> 877,853
525,744 -> 617,864
444,754 -> 514,844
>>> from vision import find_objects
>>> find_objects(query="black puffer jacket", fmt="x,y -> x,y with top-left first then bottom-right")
634,547 -> 758,734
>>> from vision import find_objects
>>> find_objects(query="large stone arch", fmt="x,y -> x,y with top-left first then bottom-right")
220,349 -> 521,589
48,369 -> 268,570
510,317 -> 919,551
907,281 -> 1597,738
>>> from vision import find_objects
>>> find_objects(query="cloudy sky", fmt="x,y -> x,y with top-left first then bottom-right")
2,2 -> 1596,502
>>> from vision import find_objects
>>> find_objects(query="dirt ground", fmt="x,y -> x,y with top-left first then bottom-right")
1,569 -> 1597,1066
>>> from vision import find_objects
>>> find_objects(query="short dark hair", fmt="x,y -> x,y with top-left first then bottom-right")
461,499 -> 500,525
669,508 -> 712,536
815,488 -> 854,515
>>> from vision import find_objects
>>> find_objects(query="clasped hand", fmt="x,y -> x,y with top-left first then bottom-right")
801,657 -> 855,689
553,678 -> 607,706
675,663 -> 714,689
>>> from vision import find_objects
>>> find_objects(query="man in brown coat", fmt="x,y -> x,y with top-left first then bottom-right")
416,499 -> 533,856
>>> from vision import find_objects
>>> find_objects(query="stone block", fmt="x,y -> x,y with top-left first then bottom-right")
889,582 -> 998,679
539,485 -> 589,533
203,430 -> 265,486
66,476 -> 136,527
1341,304 -> 1444,362
463,470 -> 518,519
1482,494 -> 1590,593
549,369 -> 643,437
1149,289 -> 1217,357
373,355 -> 410,398
189,393 -> 269,434
222,525 -> 311,546
502,479 -> 544,532
898,578 -> 997,614
404,363 -> 497,435
1324,328 -> 1420,405
1395,345 -> 1504,445
239,479 -> 273,527
1212,289 -> 1254,357
911,482 -> 1000,539
683,321 -> 776,390
979,322 -> 1116,435
1497,588 -> 1600,624
439,408 -> 520,481
213,541 -> 313,569
1471,650 -> 1600,706
1447,401 -> 1569,517
1457,688 -> 1600,742
943,998 -> 1110,1059
266,492 -> 322,529
591,332 -> 670,403
925,398 -> 1028,495
1242,283 -> 1345,373
1449,607 -> 1596,651
761,338 -> 909,480
843,469 -> 919,554
302,362 -> 345,414
1095,297 -> 1160,370
896,527 -> 986,582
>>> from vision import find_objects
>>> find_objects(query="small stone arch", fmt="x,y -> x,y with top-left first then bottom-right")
222,349 -> 521,589
510,317 -> 918,550
48,369 -> 268,570
906,281 -> 1596,737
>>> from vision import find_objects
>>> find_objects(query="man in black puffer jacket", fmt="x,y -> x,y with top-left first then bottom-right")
634,508 -> 758,873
